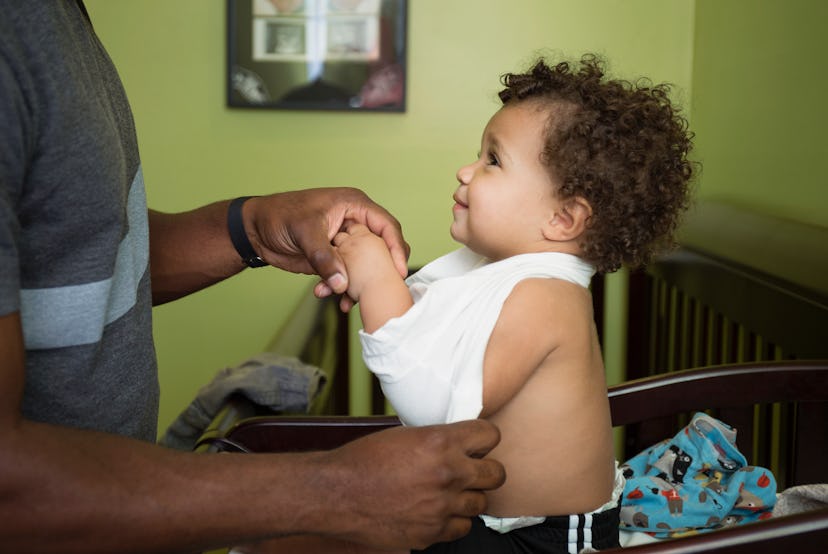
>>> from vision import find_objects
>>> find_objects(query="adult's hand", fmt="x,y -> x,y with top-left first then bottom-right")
314,419 -> 506,550
245,188 -> 409,303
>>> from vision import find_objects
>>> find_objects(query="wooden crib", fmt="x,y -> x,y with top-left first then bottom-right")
196,200 -> 828,552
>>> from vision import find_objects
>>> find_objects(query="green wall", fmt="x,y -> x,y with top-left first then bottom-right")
85,0 -> 694,435
691,0 -> 827,225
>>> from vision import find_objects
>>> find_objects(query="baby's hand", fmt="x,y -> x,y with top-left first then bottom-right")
333,223 -> 402,302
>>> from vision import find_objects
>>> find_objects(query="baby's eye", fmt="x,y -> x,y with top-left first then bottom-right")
486,152 -> 500,166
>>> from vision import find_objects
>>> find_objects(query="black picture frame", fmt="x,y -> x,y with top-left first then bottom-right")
227,0 -> 407,112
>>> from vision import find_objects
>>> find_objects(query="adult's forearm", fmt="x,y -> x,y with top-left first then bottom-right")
0,420 -> 343,553
0,416 -> 506,553
148,204 -> 246,305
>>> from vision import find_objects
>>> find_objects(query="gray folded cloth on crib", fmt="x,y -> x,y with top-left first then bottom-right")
159,352 -> 327,451
772,484 -> 828,516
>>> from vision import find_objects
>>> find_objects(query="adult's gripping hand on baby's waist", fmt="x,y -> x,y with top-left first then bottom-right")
309,419 -> 505,550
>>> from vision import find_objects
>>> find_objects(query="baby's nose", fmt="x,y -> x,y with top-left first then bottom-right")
456,162 -> 474,184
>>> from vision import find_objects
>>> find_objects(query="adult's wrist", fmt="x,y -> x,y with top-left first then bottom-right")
227,196 -> 267,268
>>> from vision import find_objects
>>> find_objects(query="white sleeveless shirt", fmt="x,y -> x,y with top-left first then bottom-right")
359,247 -> 595,425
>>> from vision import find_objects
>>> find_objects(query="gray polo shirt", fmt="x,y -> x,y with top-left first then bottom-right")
0,1 -> 159,441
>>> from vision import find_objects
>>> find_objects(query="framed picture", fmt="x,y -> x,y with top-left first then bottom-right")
227,0 -> 408,112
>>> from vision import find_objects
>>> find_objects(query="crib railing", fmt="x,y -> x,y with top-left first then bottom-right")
619,201 -> 828,489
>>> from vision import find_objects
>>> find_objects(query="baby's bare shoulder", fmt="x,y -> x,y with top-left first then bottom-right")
491,277 -> 595,358
506,278 -> 594,324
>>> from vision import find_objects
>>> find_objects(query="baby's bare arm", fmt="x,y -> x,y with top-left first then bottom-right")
480,278 -> 564,416
333,224 -> 413,332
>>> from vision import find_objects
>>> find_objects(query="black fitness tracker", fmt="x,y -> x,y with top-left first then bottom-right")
227,196 -> 267,268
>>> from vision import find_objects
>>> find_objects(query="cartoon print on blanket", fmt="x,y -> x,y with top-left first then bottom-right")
620,412 -> 776,538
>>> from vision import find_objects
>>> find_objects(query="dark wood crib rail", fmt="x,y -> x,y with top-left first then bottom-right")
195,360 -> 828,553
620,201 -> 828,487
626,199 -> 828,375
202,361 -> 828,491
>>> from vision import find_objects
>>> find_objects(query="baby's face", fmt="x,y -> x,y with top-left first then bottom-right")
450,102 -> 562,261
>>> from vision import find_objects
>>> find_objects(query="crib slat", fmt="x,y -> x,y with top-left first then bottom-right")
793,401 -> 828,486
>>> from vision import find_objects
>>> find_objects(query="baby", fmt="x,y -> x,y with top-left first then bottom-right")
334,54 -> 694,553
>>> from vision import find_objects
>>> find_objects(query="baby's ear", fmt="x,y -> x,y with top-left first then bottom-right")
542,196 -> 592,242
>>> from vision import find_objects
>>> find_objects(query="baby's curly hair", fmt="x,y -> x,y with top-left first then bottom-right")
499,54 -> 695,273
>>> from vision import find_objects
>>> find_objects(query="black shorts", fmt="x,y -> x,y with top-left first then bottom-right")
414,504 -> 621,554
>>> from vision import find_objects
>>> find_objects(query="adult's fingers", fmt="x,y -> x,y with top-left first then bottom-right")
381,227 -> 410,279
339,295 -> 355,313
448,420 -> 506,492
362,209 -> 410,279
312,280 -> 354,312
430,516 -> 474,545
451,490 -> 490,519
300,235 -> 348,294
448,419 -> 503,460
313,280 -> 333,299
466,456 -> 507,492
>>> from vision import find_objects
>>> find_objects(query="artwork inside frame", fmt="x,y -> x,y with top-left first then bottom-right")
227,0 -> 408,112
